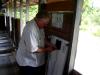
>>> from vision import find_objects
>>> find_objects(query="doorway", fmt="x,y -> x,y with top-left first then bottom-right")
74,0 -> 100,75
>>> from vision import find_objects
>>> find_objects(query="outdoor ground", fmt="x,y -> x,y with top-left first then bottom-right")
74,31 -> 100,75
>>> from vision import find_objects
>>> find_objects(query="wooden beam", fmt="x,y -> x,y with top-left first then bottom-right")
47,0 -> 65,3
46,1 -> 75,11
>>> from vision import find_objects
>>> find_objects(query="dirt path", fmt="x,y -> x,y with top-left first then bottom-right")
74,31 -> 100,75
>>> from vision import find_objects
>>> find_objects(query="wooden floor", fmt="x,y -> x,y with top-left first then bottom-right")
69,69 -> 82,75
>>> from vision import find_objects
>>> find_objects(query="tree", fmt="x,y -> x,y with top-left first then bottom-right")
80,0 -> 100,36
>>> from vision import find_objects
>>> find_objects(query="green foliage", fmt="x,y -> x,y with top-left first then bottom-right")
28,5 -> 38,21
91,8 -> 100,25
80,0 -> 100,37
92,26 -> 100,36
16,5 -> 38,21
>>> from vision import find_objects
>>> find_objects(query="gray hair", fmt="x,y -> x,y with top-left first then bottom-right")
35,12 -> 50,19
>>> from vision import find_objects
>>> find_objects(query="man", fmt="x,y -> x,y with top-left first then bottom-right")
16,12 -> 55,75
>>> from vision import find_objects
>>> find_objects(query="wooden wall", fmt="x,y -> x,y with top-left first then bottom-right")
44,0 -> 77,74
46,0 -> 74,11
45,0 -> 76,41
11,18 -> 20,47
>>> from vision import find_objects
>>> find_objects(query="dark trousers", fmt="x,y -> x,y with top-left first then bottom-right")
19,65 -> 45,75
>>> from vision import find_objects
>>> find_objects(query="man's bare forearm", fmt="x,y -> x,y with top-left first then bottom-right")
36,47 -> 52,53
37,47 -> 47,53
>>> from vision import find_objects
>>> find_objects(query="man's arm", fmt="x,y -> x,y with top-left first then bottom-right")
36,46 -> 54,53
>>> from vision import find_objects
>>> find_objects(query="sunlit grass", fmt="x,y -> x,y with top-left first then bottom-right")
92,26 -> 100,36
80,25 -> 100,37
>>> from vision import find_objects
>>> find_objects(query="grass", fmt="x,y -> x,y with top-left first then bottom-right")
80,25 -> 100,37
92,26 -> 100,37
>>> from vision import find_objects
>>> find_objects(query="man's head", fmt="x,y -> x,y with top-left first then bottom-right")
35,12 -> 50,29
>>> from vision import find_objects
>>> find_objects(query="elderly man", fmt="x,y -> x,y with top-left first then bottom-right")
16,12 -> 55,75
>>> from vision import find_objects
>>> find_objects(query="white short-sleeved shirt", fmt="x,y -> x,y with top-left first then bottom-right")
16,20 -> 45,67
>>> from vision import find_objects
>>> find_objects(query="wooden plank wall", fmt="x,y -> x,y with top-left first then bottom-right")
44,0 -> 77,75
45,0 -> 76,41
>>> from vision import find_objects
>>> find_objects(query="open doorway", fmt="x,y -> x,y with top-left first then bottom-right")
74,0 -> 100,75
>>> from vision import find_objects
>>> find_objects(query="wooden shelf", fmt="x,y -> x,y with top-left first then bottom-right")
48,11 -> 74,14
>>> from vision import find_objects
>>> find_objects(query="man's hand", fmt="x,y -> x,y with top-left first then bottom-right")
45,40 -> 57,50
37,45 -> 56,53
46,46 -> 56,52
37,40 -> 57,53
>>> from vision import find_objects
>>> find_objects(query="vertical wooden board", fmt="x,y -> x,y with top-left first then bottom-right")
0,15 -> 6,31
